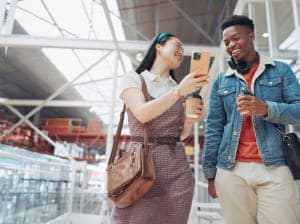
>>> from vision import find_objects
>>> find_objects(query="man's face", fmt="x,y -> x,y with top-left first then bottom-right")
222,25 -> 255,62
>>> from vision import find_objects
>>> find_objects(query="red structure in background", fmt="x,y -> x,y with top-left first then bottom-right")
0,118 -> 43,152
39,118 -> 107,150
0,117 -> 201,162
0,118 -> 110,161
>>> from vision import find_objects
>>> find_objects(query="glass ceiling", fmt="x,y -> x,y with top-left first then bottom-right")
15,0 -> 133,133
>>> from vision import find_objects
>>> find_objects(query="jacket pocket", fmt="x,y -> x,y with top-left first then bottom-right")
258,77 -> 282,101
217,87 -> 236,112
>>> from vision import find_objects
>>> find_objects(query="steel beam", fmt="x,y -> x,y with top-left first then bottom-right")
233,0 -> 247,14
4,0 -> 17,35
39,0 -> 107,102
5,105 -> 56,147
74,75 -> 123,86
0,0 -> 6,32
101,0 -> 126,161
169,0 -> 216,44
0,99 -> 104,107
168,0 -> 215,44
0,34 -> 220,56
101,0 -> 126,71
103,4 -> 150,40
265,0 -> 279,58
17,6 -> 78,38
292,0 -> 300,59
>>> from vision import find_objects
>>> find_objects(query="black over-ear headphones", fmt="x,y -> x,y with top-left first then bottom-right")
227,52 -> 259,74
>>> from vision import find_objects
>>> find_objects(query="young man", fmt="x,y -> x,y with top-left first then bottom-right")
202,15 -> 300,224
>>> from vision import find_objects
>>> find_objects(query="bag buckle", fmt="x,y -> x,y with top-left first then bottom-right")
153,138 -> 159,146
130,151 -> 136,167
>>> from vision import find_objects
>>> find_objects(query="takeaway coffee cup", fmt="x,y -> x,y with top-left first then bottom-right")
185,94 -> 202,118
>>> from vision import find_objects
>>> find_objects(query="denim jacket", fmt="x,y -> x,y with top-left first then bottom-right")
202,54 -> 300,180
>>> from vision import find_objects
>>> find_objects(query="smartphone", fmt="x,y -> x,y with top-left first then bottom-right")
238,86 -> 254,96
190,52 -> 211,77
238,79 -> 254,96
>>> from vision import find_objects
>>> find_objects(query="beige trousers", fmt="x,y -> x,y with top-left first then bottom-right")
215,162 -> 300,224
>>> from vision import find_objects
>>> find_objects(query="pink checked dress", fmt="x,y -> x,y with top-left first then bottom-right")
111,72 -> 195,224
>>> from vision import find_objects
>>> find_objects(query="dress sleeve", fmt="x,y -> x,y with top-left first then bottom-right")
119,71 -> 142,100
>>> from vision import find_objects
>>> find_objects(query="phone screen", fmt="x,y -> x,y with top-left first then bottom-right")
190,52 -> 211,77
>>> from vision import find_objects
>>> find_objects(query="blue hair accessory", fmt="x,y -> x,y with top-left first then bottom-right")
156,32 -> 172,43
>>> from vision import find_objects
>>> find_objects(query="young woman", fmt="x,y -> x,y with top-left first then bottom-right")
111,32 -> 209,224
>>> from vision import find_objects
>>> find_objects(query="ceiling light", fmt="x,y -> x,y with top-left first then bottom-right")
135,52 -> 144,62
262,33 -> 269,38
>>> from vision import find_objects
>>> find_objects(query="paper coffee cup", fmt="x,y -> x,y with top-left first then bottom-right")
185,95 -> 202,118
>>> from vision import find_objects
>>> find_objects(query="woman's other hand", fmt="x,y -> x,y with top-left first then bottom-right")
180,100 -> 204,140
183,100 -> 204,123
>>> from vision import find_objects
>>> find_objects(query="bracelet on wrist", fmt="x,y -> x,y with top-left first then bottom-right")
173,86 -> 184,99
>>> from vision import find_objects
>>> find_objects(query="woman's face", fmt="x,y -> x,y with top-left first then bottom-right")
156,37 -> 184,69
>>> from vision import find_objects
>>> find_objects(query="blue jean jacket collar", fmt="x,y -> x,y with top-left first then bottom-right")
224,54 -> 276,77
224,54 -> 276,91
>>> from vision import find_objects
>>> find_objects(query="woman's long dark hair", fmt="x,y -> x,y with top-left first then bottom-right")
135,32 -> 177,81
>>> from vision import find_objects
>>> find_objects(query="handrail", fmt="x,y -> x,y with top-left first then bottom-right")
0,147 -> 70,168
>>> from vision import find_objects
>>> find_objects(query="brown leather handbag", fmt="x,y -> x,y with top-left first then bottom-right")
106,76 -> 155,208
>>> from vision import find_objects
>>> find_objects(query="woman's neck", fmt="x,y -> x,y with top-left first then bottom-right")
150,59 -> 170,79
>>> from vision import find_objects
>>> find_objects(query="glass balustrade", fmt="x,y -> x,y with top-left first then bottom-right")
0,144 -> 71,224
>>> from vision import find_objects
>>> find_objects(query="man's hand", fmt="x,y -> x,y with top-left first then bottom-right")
236,95 -> 268,116
208,179 -> 218,199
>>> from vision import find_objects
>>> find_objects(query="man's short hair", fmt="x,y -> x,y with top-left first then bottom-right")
220,15 -> 254,32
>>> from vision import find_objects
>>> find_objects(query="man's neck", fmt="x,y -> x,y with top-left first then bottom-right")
243,51 -> 258,63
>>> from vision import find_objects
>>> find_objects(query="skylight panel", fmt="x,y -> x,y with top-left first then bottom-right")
14,0 -> 133,126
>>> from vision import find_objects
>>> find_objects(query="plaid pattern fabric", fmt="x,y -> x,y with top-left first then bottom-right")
111,96 -> 195,224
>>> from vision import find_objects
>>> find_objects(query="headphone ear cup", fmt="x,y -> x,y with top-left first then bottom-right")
227,57 -> 251,74
236,61 -> 250,74
227,57 -> 236,69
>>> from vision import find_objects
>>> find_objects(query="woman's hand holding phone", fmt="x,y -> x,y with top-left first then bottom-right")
177,71 -> 209,96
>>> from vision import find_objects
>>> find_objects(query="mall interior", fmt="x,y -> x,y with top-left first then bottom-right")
0,0 -> 300,223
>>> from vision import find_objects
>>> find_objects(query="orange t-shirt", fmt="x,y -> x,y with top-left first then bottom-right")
236,63 -> 262,162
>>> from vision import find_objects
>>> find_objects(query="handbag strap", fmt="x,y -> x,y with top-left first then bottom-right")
108,75 -> 149,165
274,124 -> 286,137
